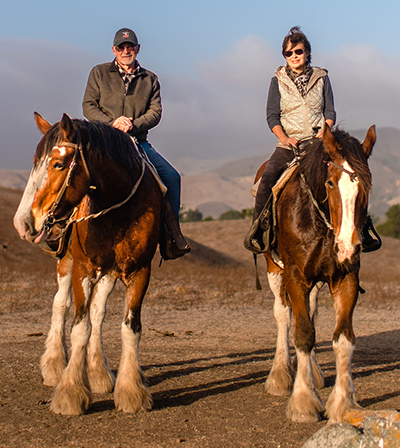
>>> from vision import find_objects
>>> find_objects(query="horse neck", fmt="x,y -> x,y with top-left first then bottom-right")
87,155 -> 140,207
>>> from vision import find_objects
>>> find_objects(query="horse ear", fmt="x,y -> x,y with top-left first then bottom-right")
34,112 -> 52,135
322,124 -> 341,159
60,113 -> 76,142
361,125 -> 376,158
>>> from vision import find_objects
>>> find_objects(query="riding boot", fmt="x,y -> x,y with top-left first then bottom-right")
244,194 -> 273,254
163,199 -> 191,258
362,215 -> 382,253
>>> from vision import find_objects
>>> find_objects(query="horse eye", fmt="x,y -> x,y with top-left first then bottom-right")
53,161 -> 65,170
326,180 -> 334,188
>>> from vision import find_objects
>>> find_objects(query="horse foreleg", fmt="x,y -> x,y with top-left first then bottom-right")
286,280 -> 323,422
87,275 -> 117,394
50,273 -> 93,415
114,266 -> 153,413
309,282 -> 324,390
41,254 -> 72,387
325,275 -> 359,423
266,270 -> 294,396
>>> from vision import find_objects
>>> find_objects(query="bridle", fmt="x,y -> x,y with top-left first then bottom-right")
324,160 -> 358,182
42,131 -> 92,233
41,129 -> 145,245
291,138 -> 360,232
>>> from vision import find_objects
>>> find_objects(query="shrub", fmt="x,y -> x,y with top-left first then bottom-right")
376,204 -> 400,239
219,210 -> 243,220
180,208 -> 203,222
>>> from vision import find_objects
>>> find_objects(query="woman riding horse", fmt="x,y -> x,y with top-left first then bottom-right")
246,26 -> 380,254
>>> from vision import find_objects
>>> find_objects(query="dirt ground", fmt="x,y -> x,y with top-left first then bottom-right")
1,187 -> 400,448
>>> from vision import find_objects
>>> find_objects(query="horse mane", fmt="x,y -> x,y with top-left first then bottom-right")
35,119 -> 141,173
298,129 -> 372,205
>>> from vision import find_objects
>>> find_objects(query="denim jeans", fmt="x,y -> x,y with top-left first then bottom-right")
139,141 -> 181,219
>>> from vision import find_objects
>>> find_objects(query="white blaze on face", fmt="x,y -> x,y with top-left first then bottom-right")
13,155 -> 50,239
53,146 -> 67,157
335,161 -> 359,263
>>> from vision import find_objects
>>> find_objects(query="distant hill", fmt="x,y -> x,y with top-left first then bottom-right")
182,127 -> 400,220
0,169 -> 30,191
1,127 -> 399,220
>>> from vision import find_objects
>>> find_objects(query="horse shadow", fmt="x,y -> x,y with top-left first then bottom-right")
317,329 -> 400,409
88,347 -> 275,413
88,329 -> 400,414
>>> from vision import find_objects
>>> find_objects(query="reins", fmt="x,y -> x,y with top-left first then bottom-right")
291,142 -> 334,231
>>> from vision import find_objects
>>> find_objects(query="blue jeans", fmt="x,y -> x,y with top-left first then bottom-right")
139,141 -> 181,219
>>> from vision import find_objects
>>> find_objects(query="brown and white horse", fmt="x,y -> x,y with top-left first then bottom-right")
14,113 -> 163,415
258,125 -> 375,423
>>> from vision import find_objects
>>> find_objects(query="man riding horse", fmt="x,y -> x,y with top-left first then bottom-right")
245,26 -> 381,254
83,27 -> 190,259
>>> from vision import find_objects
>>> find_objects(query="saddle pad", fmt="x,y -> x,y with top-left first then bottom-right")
131,137 -> 167,196
250,163 -> 297,198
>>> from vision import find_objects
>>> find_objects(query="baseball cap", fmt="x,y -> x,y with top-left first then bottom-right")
113,28 -> 138,47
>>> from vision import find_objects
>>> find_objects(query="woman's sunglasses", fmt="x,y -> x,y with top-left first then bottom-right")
284,48 -> 305,58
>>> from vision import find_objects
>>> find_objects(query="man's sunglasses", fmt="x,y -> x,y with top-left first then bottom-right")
115,44 -> 137,52
284,48 -> 305,58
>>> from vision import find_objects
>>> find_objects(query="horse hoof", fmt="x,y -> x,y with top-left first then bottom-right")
88,368 -> 116,394
114,383 -> 153,413
290,410 -> 322,423
50,383 -> 92,415
40,355 -> 67,387
266,366 -> 294,396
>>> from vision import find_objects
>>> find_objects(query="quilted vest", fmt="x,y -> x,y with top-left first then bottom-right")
275,66 -> 327,149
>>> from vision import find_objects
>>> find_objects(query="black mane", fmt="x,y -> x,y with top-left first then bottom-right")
35,119 -> 141,172
298,129 -> 372,205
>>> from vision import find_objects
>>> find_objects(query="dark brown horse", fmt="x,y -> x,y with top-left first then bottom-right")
256,125 -> 376,423
14,113 -> 163,415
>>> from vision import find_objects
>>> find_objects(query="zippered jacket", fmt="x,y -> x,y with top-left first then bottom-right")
82,59 -> 162,142
267,66 -> 336,149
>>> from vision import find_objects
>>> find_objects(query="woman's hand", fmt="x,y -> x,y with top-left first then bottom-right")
316,120 -> 334,138
272,125 -> 298,148
280,136 -> 299,148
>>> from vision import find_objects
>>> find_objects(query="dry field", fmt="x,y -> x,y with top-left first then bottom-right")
1,187 -> 400,448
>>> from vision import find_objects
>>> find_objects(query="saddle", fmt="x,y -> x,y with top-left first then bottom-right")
244,163 -> 297,254
134,140 -> 190,260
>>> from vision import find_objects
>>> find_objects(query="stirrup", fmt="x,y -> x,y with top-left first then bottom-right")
244,218 -> 268,254
362,216 -> 382,253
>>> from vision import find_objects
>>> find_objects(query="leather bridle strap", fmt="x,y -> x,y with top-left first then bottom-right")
324,160 -> 358,182
42,131 -> 91,232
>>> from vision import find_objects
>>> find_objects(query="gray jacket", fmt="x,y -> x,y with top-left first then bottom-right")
82,60 -> 162,142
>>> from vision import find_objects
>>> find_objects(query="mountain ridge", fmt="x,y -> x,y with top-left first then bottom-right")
2,127 -> 399,220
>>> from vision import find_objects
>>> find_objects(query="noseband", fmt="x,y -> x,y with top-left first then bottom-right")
291,140 -> 360,232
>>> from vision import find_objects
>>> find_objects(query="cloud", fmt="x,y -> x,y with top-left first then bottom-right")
0,39 -> 97,168
152,35 -> 281,161
316,44 -> 400,129
153,39 -> 400,163
1,37 -> 399,169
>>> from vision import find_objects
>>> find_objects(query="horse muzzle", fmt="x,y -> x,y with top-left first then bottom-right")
13,212 -> 50,245
334,240 -> 362,265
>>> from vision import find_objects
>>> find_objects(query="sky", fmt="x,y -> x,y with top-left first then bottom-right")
1,0 -> 400,169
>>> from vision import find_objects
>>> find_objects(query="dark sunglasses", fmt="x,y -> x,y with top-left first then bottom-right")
115,44 -> 137,52
284,48 -> 305,58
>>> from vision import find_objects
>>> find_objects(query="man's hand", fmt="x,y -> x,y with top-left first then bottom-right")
112,116 -> 133,133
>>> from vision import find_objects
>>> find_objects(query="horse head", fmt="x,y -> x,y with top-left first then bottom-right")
322,124 -> 375,265
14,113 -> 91,246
